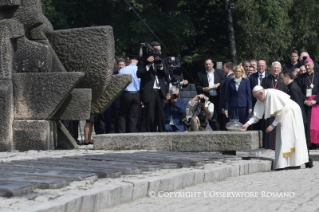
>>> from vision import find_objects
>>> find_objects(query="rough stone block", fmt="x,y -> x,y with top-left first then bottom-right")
0,0 -> 21,6
13,72 -> 85,119
29,15 -> 54,40
53,89 -> 91,120
91,74 -> 132,114
93,131 -> 260,152
0,80 -> 13,152
12,0 -> 45,31
13,120 -> 57,151
15,36 -> 52,72
47,26 -> 115,103
0,20 -> 24,79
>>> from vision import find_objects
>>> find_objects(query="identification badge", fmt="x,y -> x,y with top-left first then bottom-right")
310,84 -> 314,88
306,89 -> 312,97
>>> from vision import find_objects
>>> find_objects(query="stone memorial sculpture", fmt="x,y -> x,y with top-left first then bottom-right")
0,0 -> 131,151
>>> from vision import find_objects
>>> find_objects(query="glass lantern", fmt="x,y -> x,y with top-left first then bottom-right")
225,119 -> 243,131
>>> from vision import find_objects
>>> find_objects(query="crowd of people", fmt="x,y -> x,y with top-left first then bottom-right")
63,44 -> 317,169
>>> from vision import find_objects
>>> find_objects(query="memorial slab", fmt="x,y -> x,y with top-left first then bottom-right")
0,181 -> 35,197
93,131 -> 260,152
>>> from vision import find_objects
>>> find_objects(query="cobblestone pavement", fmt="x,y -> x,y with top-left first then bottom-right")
106,162 -> 319,212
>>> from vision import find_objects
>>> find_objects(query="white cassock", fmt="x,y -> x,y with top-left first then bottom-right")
247,89 -> 309,169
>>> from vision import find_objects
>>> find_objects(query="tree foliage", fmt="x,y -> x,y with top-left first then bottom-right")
42,0 -> 319,80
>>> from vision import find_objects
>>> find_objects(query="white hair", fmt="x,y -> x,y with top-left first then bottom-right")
169,86 -> 179,94
271,61 -> 282,69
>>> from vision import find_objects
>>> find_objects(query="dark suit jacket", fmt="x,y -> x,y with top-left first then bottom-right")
219,72 -> 234,112
249,71 -> 271,106
137,59 -> 169,103
196,69 -> 224,96
165,98 -> 186,131
286,81 -> 307,123
225,78 -> 252,110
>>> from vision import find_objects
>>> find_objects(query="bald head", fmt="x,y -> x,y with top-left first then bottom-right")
257,60 -> 267,73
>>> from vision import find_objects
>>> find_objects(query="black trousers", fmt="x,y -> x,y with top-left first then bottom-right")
144,89 -> 165,132
118,91 -> 140,133
208,95 -> 221,130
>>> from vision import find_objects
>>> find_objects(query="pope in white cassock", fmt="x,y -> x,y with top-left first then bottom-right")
241,85 -> 309,170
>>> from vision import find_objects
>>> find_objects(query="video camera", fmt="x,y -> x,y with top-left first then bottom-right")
165,56 -> 185,87
139,43 -> 162,61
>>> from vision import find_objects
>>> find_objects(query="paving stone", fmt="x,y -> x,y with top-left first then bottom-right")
0,167 -> 97,183
67,155 -> 178,169
123,179 -> 148,200
1,162 -> 116,179
0,181 -> 35,197
0,174 -> 68,189
28,158 -> 141,175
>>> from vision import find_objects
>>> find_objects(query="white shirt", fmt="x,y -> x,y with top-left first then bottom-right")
206,70 -> 217,96
258,72 -> 265,86
146,64 -> 161,89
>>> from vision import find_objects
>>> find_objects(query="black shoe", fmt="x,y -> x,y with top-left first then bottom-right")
306,160 -> 313,168
76,140 -> 83,145
83,142 -> 93,145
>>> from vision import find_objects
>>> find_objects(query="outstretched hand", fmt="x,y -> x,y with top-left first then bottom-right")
266,124 -> 275,133
241,124 -> 249,131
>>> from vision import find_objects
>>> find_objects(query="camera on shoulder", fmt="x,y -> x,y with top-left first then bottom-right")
139,43 -> 161,61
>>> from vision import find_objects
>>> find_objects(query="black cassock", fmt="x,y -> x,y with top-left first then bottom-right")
261,74 -> 287,149
297,71 -> 319,148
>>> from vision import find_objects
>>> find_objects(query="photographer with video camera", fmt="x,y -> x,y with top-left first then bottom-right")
165,56 -> 188,92
187,94 -> 214,131
137,41 -> 169,132
164,86 -> 186,132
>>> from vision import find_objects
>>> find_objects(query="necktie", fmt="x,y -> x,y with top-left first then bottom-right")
259,75 -> 263,85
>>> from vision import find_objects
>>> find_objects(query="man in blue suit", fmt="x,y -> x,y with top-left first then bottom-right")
165,86 -> 186,132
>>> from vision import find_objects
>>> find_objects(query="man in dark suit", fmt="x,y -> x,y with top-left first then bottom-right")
219,62 -> 234,130
196,58 -> 224,130
137,41 -> 169,132
283,50 -> 299,72
164,87 -> 186,132
281,70 -> 313,168
249,60 -> 271,133
249,60 -> 271,106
